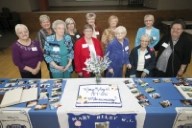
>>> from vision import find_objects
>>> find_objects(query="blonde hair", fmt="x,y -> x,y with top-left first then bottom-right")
108,15 -> 119,24
115,26 -> 127,35
86,12 -> 96,19
15,24 -> 29,35
144,14 -> 154,22
52,20 -> 66,30
39,14 -> 50,22
65,17 -> 77,33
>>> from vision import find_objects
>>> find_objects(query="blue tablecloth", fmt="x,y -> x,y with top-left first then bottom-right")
0,78 -> 192,128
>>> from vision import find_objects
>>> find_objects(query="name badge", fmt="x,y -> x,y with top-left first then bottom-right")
125,46 -> 129,51
145,54 -> 151,59
162,42 -> 169,48
82,44 -> 88,48
95,31 -> 100,35
53,47 -> 60,52
152,36 -> 157,40
31,47 -> 37,51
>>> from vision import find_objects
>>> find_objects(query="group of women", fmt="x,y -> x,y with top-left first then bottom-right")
11,13 -> 192,79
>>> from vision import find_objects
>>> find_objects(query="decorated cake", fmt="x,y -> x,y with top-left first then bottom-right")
76,84 -> 122,107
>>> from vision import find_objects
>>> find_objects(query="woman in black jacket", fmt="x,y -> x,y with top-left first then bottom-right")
129,34 -> 156,78
154,19 -> 192,77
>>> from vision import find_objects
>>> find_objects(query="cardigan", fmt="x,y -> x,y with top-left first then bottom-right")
129,46 -> 156,77
106,38 -> 130,77
74,36 -> 103,77
135,27 -> 160,48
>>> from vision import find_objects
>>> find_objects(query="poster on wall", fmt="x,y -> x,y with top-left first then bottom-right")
68,113 -> 137,128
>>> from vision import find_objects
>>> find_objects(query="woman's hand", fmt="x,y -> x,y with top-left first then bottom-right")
141,72 -> 147,78
63,64 -> 71,72
127,64 -> 132,69
108,68 -> 114,75
177,69 -> 184,78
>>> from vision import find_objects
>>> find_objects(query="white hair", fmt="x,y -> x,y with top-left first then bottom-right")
15,24 -> 29,35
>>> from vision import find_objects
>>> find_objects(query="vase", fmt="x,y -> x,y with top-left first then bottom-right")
95,73 -> 101,84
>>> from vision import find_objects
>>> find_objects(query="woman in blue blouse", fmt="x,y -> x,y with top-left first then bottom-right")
135,14 -> 160,48
106,26 -> 131,77
44,20 -> 73,78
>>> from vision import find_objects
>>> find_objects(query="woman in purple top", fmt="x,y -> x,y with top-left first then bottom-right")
12,24 -> 43,78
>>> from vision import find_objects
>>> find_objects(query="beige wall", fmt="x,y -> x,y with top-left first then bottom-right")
0,0 -> 39,12
144,0 -> 192,10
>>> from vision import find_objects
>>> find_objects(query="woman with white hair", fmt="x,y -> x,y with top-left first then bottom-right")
12,24 -> 43,78
44,20 -> 73,78
135,14 -> 160,48
105,26 -> 131,77
129,34 -> 156,78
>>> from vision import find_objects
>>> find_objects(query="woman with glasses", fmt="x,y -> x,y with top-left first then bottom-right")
129,34 -> 156,78
74,24 -> 103,77
135,14 -> 160,48
106,26 -> 131,77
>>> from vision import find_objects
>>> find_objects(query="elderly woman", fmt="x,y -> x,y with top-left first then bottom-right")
155,19 -> 192,77
106,26 -> 131,77
85,12 -> 101,39
101,15 -> 119,50
37,14 -> 55,78
12,24 -> 43,78
74,24 -> 103,77
44,20 -> 73,78
37,14 -> 55,50
135,14 -> 160,48
129,34 -> 156,78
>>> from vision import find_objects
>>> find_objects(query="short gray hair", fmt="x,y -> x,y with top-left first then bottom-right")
144,14 -> 154,22
52,20 -> 66,30
140,34 -> 151,41
15,24 -> 29,35
39,14 -> 50,22
114,26 -> 127,35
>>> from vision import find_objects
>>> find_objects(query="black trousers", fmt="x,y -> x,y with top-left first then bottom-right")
20,70 -> 41,78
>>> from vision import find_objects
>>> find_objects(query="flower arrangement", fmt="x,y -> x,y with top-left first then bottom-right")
83,52 -> 111,75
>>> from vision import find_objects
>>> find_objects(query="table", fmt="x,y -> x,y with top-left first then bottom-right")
0,78 -> 192,128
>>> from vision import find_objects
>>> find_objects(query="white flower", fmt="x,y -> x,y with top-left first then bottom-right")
83,52 -> 111,74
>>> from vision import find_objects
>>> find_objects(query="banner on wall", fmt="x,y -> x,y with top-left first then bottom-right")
68,113 -> 137,128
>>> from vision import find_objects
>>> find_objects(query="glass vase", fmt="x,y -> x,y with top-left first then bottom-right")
95,73 -> 101,84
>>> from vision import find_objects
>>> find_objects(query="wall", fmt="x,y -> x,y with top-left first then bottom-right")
20,10 -> 192,32
48,0 -> 124,6
157,0 -> 192,10
0,0 -> 39,12
144,0 -> 192,10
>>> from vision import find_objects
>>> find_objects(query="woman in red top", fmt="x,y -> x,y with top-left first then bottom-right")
74,24 -> 103,77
